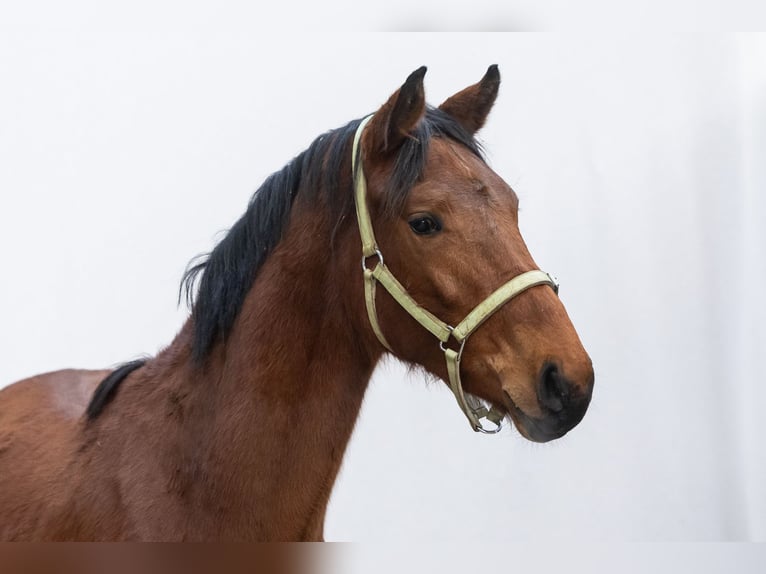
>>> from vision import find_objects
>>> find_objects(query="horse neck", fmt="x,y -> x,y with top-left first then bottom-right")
149,206 -> 379,540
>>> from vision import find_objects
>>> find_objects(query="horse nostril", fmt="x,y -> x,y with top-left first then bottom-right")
538,362 -> 569,413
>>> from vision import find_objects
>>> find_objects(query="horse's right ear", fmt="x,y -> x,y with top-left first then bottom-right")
364,66 -> 427,155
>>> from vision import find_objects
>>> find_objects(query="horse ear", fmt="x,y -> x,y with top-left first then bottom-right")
365,66 -> 427,155
438,65 -> 500,135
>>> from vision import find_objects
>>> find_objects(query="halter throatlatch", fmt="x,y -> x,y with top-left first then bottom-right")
351,115 -> 560,433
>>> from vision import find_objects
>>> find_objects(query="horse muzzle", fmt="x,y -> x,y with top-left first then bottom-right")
505,361 -> 594,443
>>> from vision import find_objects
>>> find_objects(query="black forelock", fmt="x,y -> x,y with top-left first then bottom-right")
181,107 -> 485,362
382,107 -> 484,216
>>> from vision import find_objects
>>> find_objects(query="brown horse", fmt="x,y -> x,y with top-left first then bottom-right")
0,66 -> 594,541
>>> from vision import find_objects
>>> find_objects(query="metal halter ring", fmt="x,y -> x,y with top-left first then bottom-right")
474,419 -> 503,434
438,327 -> 465,361
438,326 -> 455,353
361,248 -> 384,271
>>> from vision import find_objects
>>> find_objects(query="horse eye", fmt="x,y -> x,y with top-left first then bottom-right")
408,215 -> 442,236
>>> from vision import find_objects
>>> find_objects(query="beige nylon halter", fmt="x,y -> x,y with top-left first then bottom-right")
352,115 -> 559,433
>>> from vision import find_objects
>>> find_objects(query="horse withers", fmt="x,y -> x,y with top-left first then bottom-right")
0,66 -> 594,540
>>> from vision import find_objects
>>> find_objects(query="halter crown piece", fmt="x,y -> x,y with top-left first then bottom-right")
351,115 -> 560,433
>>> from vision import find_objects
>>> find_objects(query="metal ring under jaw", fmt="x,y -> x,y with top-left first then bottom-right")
361,248 -> 384,271
438,335 -> 503,434
474,419 -> 503,434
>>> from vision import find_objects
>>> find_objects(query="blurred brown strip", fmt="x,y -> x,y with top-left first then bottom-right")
0,543 -> 337,574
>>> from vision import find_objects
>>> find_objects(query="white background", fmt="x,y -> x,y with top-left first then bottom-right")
1,18 -> 764,544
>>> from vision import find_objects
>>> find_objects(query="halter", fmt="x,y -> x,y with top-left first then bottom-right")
352,115 -> 559,433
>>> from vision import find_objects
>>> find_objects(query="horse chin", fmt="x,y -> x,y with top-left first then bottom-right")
502,391 -> 567,444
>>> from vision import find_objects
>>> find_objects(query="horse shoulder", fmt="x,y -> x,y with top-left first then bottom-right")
0,368 -> 109,539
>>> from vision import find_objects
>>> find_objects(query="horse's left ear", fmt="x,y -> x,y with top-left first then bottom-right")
439,65 -> 500,135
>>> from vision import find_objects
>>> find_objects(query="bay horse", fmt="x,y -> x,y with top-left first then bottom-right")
0,66 -> 594,541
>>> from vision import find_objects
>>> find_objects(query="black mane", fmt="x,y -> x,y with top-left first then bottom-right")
181,107 -> 484,362
86,359 -> 147,419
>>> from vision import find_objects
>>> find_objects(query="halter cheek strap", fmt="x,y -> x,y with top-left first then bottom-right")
352,115 -> 559,433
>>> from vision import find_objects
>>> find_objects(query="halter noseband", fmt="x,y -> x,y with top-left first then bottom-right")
352,115 -> 559,433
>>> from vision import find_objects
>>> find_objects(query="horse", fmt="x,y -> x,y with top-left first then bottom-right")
0,66 -> 594,541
